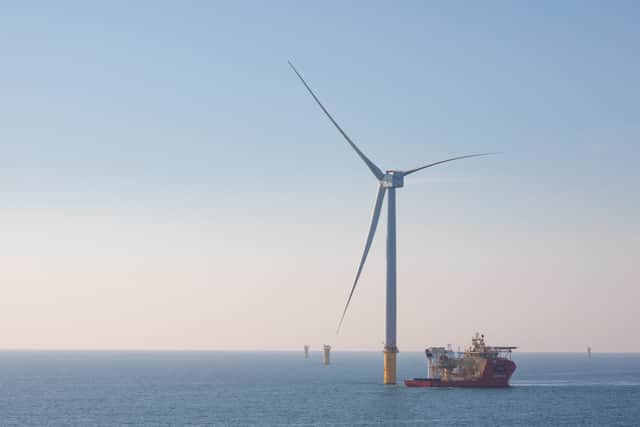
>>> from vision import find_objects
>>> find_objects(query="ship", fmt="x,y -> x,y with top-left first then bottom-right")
405,333 -> 517,388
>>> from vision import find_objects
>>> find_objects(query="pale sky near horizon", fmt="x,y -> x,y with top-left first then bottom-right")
1,1 -> 639,352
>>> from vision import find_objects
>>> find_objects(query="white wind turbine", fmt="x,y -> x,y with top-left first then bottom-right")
289,61 -> 495,384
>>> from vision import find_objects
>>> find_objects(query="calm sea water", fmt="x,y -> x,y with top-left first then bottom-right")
0,351 -> 639,426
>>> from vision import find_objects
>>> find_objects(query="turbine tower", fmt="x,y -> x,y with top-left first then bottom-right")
289,62 -> 495,384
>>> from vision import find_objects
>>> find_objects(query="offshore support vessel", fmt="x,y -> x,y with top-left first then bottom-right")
405,333 -> 517,388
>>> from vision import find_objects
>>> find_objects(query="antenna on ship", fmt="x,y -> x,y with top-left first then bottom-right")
289,61 -> 497,384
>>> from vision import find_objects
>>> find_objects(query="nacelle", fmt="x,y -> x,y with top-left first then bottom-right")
381,171 -> 404,188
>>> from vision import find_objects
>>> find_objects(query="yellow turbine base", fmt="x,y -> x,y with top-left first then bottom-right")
383,348 -> 398,385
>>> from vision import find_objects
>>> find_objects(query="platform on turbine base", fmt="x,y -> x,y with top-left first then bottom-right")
322,344 -> 331,365
383,347 -> 399,384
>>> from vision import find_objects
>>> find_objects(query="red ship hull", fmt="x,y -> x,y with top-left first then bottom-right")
405,358 -> 516,388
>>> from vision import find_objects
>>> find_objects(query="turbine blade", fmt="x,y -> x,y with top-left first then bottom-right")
403,152 -> 499,176
337,184 -> 386,333
288,61 -> 384,180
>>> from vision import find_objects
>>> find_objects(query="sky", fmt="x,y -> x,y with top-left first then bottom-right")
1,1 -> 638,352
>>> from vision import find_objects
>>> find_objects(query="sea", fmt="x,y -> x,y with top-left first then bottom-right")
0,351 -> 639,426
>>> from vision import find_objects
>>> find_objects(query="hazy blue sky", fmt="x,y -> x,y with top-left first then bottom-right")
1,1 -> 638,351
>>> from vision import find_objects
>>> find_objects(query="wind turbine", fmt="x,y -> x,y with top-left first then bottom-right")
289,61 -> 495,384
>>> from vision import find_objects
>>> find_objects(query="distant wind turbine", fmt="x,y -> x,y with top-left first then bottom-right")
289,61 -> 496,385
